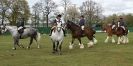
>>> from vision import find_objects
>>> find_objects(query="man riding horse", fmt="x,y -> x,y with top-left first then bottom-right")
49,14 -> 66,36
17,17 -> 25,38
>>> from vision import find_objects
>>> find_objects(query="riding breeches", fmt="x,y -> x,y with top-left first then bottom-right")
120,26 -> 125,30
112,25 -> 116,29
81,26 -> 85,30
18,26 -> 23,31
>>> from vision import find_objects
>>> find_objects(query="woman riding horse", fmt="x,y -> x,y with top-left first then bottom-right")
49,14 -> 66,36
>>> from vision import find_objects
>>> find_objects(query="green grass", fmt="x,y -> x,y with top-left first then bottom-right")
0,33 -> 133,66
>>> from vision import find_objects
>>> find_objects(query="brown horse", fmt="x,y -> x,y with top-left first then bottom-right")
66,20 -> 97,49
102,24 -> 129,44
115,26 -> 128,44
102,24 -> 116,43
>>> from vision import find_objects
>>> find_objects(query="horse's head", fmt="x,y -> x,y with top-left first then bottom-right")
65,20 -> 72,29
56,22 -> 62,32
0,24 -> 7,34
101,24 -> 107,31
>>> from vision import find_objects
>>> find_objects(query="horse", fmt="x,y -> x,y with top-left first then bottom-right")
102,24 -> 116,43
50,22 -> 64,55
0,25 -> 41,50
66,20 -> 97,49
102,24 -> 129,44
115,26 -> 129,44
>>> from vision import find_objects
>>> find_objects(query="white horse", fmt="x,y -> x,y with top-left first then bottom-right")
50,22 -> 64,55
0,25 -> 41,50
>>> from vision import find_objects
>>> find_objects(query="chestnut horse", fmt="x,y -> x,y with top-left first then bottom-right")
102,24 -> 116,43
66,20 -> 97,49
102,24 -> 128,44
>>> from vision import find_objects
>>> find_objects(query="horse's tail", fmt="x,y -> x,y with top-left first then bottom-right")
37,32 -> 41,41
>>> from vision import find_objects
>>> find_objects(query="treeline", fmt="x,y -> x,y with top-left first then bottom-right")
103,13 -> 133,27
0,0 -> 133,27
0,0 -> 30,25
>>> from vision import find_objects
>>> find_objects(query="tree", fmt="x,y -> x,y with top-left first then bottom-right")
80,0 -> 103,26
41,0 -> 57,27
0,0 -> 30,25
32,2 -> 43,28
9,0 -> 30,25
61,0 -> 71,22
103,14 -> 118,24
66,4 -> 80,23
0,0 -> 10,24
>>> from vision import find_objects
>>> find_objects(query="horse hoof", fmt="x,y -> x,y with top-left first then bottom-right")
104,41 -> 108,43
117,43 -> 120,45
37,46 -> 40,49
80,44 -> 84,49
69,44 -> 73,49
27,47 -> 30,49
112,42 -> 115,43
58,52 -> 62,55
12,48 -> 16,50
88,45 -> 93,48
52,51 -> 56,54
94,40 -> 98,44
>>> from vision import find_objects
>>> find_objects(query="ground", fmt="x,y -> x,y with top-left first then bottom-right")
0,32 -> 133,66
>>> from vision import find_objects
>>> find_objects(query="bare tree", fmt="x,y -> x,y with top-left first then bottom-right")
66,4 -> 80,23
61,0 -> 71,22
80,0 -> 103,26
41,0 -> 57,27
0,0 -> 10,24
32,2 -> 42,28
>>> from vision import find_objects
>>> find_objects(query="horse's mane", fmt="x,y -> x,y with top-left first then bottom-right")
69,21 -> 80,28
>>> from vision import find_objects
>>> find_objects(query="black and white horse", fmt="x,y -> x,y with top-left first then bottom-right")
0,25 -> 41,50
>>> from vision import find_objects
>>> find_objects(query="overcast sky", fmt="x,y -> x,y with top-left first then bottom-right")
28,0 -> 133,16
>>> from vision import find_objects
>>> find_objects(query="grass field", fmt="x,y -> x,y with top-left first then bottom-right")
0,32 -> 133,66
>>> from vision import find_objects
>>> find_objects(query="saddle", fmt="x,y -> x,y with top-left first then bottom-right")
18,27 -> 26,35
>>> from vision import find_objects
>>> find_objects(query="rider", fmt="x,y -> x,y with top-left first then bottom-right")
17,17 -> 25,38
117,18 -> 127,31
49,14 -> 66,36
79,15 -> 85,34
111,19 -> 116,30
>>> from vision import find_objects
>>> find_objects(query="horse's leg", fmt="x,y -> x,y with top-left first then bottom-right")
87,36 -> 94,48
93,36 -> 98,44
125,35 -> 129,43
34,36 -> 40,48
104,36 -> 110,43
55,41 -> 59,52
52,41 -> 56,53
69,38 -> 75,49
117,37 -> 121,44
58,40 -> 63,55
13,39 -> 17,50
122,35 -> 129,44
27,37 -> 33,49
78,38 -> 84,49
111,36 -> 115,43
